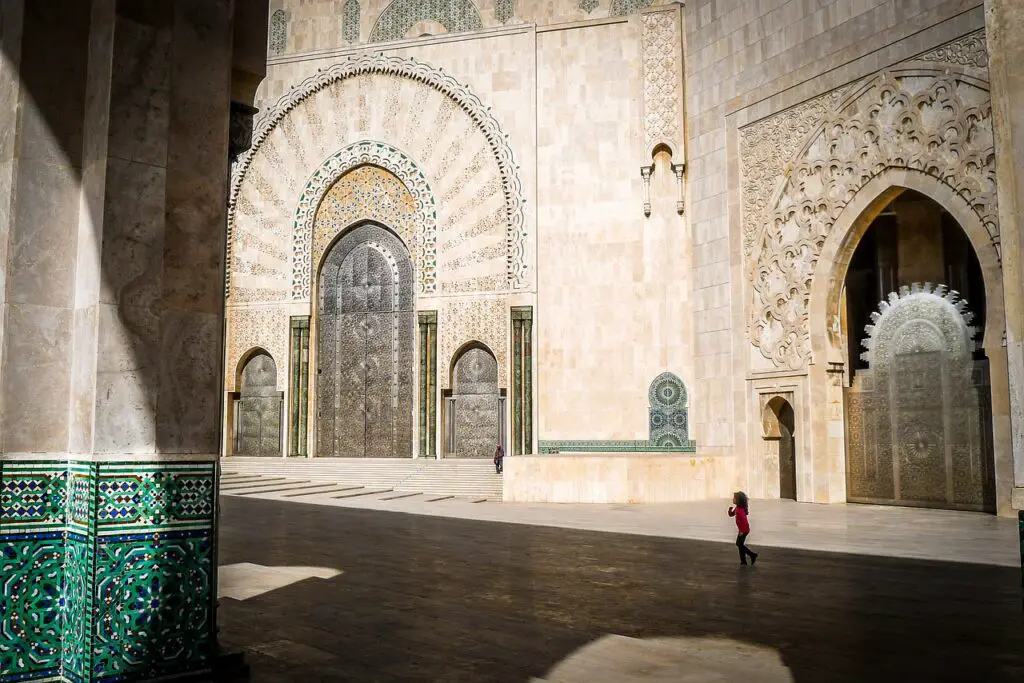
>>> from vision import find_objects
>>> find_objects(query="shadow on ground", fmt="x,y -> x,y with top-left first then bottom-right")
217,496 -> 1024,682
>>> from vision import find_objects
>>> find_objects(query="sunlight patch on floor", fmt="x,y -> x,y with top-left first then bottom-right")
535,635 -> 794,683
218,563 -> 342,601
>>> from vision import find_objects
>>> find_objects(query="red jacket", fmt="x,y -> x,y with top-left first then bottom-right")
729,506 -> 750,534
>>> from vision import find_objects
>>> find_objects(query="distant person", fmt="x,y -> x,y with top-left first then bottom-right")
494,443 -> 504,474
728,491 -> 758,566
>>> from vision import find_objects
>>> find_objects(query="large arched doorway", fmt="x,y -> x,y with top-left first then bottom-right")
841,191 -> 995,512
235,351 -> 283,457
444,344 -> 503,458
316,223 -> 415,458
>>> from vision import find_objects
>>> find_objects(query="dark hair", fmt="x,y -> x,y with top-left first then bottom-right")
734,491 -> 749,513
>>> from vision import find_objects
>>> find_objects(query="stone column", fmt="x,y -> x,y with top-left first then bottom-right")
0,1 -> 240,681
985,0 -> 1024,508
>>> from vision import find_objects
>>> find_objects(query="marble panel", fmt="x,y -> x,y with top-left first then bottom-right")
100,157 -> 166,307
7,157 -> 79,308
107,12 -> 171,167
93,303 -> 160,454
156,310 -> 221,453
1,304 -> 72,453
162,0 -> 231,316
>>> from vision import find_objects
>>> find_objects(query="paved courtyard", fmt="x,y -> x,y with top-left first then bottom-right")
217,496 -> 1024,682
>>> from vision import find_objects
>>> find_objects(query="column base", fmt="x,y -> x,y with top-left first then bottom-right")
1,456 -> 217,682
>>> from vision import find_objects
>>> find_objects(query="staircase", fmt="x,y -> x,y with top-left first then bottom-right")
221,457 -> 503,501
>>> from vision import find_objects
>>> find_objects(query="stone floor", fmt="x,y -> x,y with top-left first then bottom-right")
222,485 -> 1021,567
217,496 -> 1024,682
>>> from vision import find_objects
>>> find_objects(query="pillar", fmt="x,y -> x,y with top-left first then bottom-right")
289,316 -> 310,457
986,0 -> 1024,509
0,1 -> 246,680
511,306 -> 533,455
418,311 -> 437,458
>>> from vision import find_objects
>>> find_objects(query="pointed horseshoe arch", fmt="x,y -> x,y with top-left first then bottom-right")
748,67 -> 998,370
295,141 -> 437,299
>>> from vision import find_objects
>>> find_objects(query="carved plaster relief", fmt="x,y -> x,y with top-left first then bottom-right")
641,9 -> 682,160
745,57 -> 997,370
439,298 -> 507,389
227,55 -> 527,297
226,307 -> 290,392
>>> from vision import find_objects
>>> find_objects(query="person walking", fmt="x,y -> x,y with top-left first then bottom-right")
493,443 -> 504,474
728,491 -> 758,566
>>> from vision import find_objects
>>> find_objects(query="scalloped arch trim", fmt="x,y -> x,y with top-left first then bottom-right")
228,54 -> 526,291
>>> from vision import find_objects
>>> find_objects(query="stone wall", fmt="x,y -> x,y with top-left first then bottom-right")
228,3 -> 691,455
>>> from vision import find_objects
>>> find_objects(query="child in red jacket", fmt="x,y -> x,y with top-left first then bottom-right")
728,491 -> 758,566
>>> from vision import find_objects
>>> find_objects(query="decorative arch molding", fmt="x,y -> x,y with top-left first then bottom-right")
747,67 -> 998,370
297,141 -> 436,298
227,54 -> 526,292
368,0 -> 483,43
234,346 -> 275,391
808,170 -> 1005,363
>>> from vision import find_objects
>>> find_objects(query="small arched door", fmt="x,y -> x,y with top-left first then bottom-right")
764,396 -> 797,501
446,345 -> 502,458
236,352 -> 283,457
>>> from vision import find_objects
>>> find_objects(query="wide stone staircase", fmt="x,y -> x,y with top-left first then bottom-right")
220,457 -> 503,501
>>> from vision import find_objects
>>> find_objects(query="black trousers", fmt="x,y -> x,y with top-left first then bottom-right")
495,460 -> 503,473
736,533 -> 756,564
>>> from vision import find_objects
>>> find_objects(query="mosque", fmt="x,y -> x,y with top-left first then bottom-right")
3,1 -> 1024,681
226,0 -> 1021,517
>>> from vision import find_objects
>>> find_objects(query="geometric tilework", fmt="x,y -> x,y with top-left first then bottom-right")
369,0 -> 482,43
0,469 -> 67,527
343,0 -> 360,43
92,532 -> 213,681
0,459 -> 216,683
609,0 -> 652,16
495,0 -> 514,24
648,372 -> 689,448
268,10 -> 287,56
0,534 -> 63,682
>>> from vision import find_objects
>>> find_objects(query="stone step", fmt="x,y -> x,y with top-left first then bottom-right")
221,457 -> 503,500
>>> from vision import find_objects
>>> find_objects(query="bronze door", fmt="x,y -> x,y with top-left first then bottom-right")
449,346 -> 501,458
317,224 -> 414,458
236,353 -> 282,457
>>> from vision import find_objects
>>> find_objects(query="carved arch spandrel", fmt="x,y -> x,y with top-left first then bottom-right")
227,55 -> 526,302
225,307 -> 290,392
746,67 -> 998,371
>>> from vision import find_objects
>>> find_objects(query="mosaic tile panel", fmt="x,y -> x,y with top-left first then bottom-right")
495,0 -> 515,24
579,0 -> 599,13
343,0 -> 360,43
537,440 -> 697,453
609,0 -> 652,17
92,531 -> 213,681
648,372 -> 689,448
0,466 -> 67,529
268,9 -> 287,56
369,0 -> 483,42
1,459 -> 216,683
62,532 -> 92,682
0,533 -> 63,682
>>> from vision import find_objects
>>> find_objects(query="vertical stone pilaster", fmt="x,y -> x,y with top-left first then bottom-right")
289,316 -> 310,457
511,307 -> 533,455
986,0 -> 1024,504
418,311 -> 437,458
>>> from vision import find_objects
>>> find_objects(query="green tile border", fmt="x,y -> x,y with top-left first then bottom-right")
538,440 -> 697,454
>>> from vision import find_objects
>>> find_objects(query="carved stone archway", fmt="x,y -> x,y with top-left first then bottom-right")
295,142 -> 436,299
227,54 -> 526,294
748,68 -> 998,372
